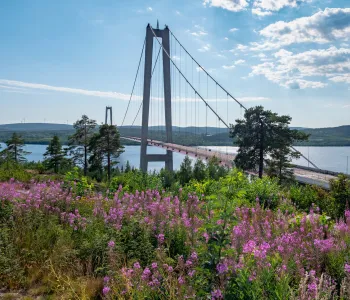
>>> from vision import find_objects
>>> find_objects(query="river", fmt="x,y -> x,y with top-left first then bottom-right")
0,144 -> 349,174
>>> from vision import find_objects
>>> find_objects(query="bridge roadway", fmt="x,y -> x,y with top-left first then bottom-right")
121,136 -> 336,189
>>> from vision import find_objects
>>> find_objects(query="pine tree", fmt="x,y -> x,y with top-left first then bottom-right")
178,156 -> 193,185
89,124 -> 124,181
193,159 -> 207,182
68,115 -> 97,176
125,161 -> 131,173
44,135 -> 65,173
1,133 -> 30,163
230,106 -> 308,179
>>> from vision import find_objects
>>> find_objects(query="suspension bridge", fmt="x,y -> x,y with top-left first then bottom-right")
119,23 -> 338,189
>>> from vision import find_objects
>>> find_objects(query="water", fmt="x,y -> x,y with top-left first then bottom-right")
201,146 -> 350,174
1,143 -> 349,174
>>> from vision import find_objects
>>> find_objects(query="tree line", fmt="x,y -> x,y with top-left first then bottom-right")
0,106 -> 315,184
0,115 -> 124,181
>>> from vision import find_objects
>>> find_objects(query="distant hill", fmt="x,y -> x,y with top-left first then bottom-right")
0,123 -> 73,132
0,123 -> 349,146
297,125 -> 350,146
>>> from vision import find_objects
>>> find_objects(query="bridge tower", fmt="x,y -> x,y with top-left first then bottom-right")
140,24 -> 173,173
105,106 -> 113,125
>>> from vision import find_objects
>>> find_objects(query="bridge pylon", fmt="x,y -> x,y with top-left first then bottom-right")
140,24 -> 173,173
105,106 -> 113,125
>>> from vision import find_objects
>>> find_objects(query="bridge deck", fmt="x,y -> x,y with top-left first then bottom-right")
121,137 -> 335,189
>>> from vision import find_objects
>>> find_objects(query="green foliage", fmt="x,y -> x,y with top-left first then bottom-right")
178,155 -> 193,185
231,106 -> 308,179
159,168 -> 176,189
0,162 -> 31,182
89,124 -> 124,181
109,169 -> 162,194
207,156 -> 228,180
0,132 -> 30,164
330,174 -> 350,218
289,184 -> 318,211
68,115 -> 97,176
245,176 -> 280,209
125,161 -> 132,173
193,159 -> 207,182
64,167 -> 94,197
43,135 -> 66,173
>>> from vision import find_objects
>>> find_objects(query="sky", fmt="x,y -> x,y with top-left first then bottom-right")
0,0 -> 349,128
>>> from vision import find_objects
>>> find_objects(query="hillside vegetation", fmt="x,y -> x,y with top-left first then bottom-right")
0,123 -> 349,146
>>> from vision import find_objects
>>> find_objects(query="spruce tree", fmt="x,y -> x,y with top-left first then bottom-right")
230,106 -> 308,179
44,135 -> 65,173
89,124 -> 124,181
68,115 -> 97,176
2,133 -> 30,163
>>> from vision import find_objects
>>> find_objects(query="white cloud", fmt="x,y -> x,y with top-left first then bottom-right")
217,53 -> 227,58
175,10 -> 181,15
239,96 -> 270,102
188,26 -> 208,37
249,46 -> 350,89
230,44 -> 248,53
253,0 -> 310,16
147,7 -> 153,11
198,44 -> 211,52
191,30 -> 208,37
329,74 -> 350,84
203,0 -> 249,12
235,59 -> 245,65
172,55 -> 180,61
224,37 -> 229,40
222,64 -> 236,70
252,8 -> 350,51
252,8 -> 272,16
229,28 -> 239,32
0,79 -> 139,100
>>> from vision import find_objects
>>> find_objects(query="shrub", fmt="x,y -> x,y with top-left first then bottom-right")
245,176 -> 280,209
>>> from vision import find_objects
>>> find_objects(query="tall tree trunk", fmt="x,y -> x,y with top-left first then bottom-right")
14,144 -> 17,163
258,123 -> 264,178
84,123 -> 87,176
84,145 -> 87,176
107,132 -> 111,181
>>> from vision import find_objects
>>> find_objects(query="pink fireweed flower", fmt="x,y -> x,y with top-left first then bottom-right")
190,252 -> 198,260
151,262 -> 158,269
314,238 -> 334,252
178,276 -> 185,285
141,268 -> 151,281
243,240 -> 256,253
133,262 -> 141,269
108,240 -> 115,248
308,282 -> 317,296
102,286 -> 111,295
188,270 -> 196,277
103,276 -> 110,283
157,233 -> 165,244
217,219 -> 224,225
203,232 -> 210,243
216,263 -> 228,274
345,264 -> 350,273
167,266 -> 174,273
211,289 -> 223,299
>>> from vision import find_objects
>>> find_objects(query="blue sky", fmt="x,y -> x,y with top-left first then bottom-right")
0,0 -> 349,128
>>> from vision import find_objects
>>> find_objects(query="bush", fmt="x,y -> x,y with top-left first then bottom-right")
245,176 -> 280,209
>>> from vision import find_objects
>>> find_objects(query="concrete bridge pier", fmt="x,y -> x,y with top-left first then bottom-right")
140,24 -> 173,173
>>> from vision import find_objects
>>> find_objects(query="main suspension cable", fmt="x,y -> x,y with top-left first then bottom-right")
169,29 -> 247,111
121,38 -> 146,126
131,45 -> 162,126
150,26 -> 229,128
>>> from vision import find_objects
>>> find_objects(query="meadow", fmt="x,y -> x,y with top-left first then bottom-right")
1,164 -> 350,299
